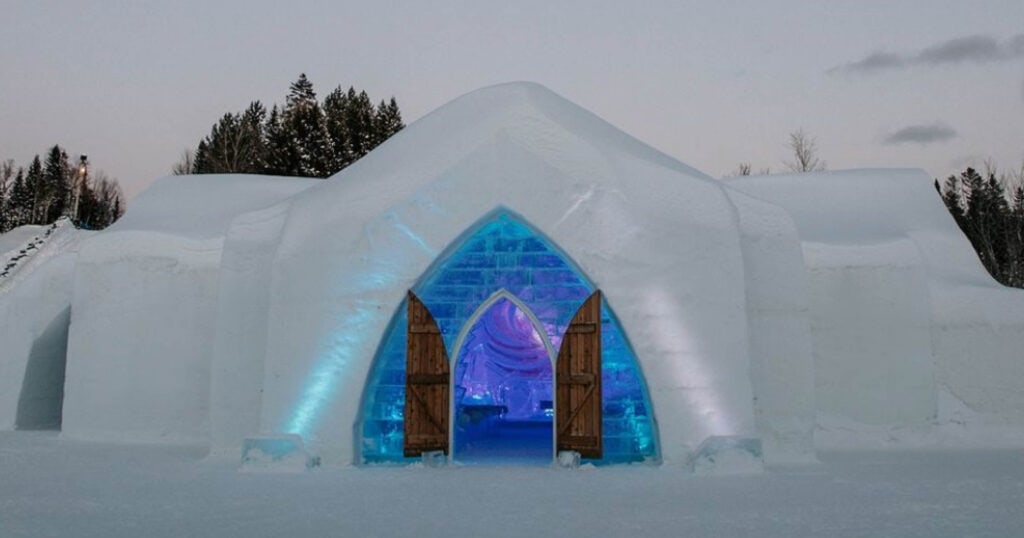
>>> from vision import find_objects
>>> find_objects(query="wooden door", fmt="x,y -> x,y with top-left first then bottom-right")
556,290 -> 602,458
404,291 -> 450,456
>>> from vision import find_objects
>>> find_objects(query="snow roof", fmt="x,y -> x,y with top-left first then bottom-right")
727,169 -> 997,287
109,174 -> 318,240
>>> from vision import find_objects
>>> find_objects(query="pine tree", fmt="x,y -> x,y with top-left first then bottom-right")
193,103 -> 267,174
25,156 -> 44,224
262,105 -> 294,176
372,97 -> 405,147
961,167 -> 997,278
323,86 -> 352,171
184,76 -> 405,178
240,101 -> 267,172
279,74 -> 334,177
942,166 -> 1024,287
8,169 -> 30,228
1010,184 -> 1024,286
0,160 -> 12,232
192,140 -> 210,173
42,145 -> 71,222
940,174 -> 966,228
343,88 -> 376,163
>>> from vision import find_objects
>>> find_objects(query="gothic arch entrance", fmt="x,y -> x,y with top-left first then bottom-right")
357,209 -> 657,465
448,291 -> 556,463
405,289 -> 603,464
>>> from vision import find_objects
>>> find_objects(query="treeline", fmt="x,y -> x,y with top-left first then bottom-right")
936,166 -> 1024,288
0,146 -> 124,233
180,74 -> 404,178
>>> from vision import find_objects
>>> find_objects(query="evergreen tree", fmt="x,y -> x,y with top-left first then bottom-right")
323,86 -> 352,171
42,145 -> 71,222
25,156 -> 44,224
183,75 -> 405,178
0,160 -> 12,232
939,166 -> 1024,287
1011,184 -> 1024,285
940,175 -> 966,229
8,169 -> 30,228
0,149 -> 123,232
193,103 -> 267,174
192,140 -> 210,173
342,88 -> 375,162
278,74 -> 334,177
241,101 -> 267,172
262,105 -> 293,176
372,97 -> 405,147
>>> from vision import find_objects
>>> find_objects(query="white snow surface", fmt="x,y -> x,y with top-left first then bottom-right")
0,225 -> 47,260
3,432 -> 1024,538
0,219 -> 86,290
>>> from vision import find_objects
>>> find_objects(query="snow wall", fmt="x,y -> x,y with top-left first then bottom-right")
0,221 -> 88,430
727,190 -> 816,463
62,175 -> 316,444
211,82 -> 773,466
730,170 -> 1024,442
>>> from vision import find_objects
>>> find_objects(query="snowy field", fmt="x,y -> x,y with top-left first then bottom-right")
2,432 -> 1023,537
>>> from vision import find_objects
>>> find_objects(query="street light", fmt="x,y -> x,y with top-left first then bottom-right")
70,155 -> 88,223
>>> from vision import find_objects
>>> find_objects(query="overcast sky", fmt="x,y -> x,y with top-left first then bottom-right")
2,1 -> 1022,199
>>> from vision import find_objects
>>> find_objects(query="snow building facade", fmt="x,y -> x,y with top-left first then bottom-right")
2,82 -> 1023,468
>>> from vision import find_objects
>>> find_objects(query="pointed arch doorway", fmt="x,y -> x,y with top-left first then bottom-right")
403,289 -> 603,464
357,209 -> 657,465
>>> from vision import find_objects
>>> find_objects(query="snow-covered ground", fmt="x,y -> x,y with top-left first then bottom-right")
0,225 -> 46,259
2,431 -> 1023,537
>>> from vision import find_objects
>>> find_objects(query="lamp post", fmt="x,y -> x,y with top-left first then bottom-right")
70,155 -> 88,223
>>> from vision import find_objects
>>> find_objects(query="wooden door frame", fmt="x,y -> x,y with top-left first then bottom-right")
446,289 -> 559,462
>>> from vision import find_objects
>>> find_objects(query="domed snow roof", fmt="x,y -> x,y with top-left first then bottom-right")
282,82 -> 720,243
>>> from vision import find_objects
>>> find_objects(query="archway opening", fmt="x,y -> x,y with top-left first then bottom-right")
357,208 -> 659,465
453,297 -> 552,464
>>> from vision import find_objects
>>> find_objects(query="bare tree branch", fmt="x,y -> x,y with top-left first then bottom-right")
784,128 -> 826,173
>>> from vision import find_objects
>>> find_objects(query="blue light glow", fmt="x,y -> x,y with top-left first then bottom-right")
284,212 -> 433,440
391,215 -> 437,257
357,209 -> 658,464
454,297 -> 553,463
284,301 -> 378,437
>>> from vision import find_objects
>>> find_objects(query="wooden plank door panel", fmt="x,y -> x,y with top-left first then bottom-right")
556,290 -> 602,458
404,291 -> 450,457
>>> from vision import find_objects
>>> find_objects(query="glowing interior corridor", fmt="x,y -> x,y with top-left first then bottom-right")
453,297 -> 553,463
358,209 -> 658,464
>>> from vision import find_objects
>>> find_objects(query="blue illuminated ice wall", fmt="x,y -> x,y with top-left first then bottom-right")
357,210 -> 658,464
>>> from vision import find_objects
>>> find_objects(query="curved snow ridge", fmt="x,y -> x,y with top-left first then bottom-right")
0,219 -> 90,294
